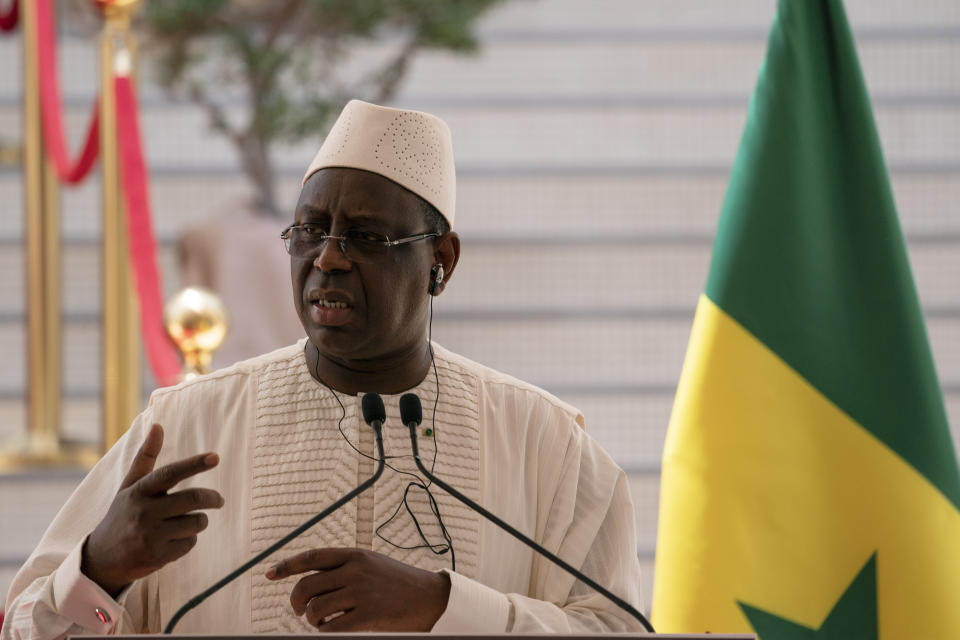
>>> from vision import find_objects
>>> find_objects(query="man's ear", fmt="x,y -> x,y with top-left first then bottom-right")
431,232 -> 460,296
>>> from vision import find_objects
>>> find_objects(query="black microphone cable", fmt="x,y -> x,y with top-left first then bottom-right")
162,393 -> 387,634
399,392 -> 656,634
374,288 -> 455,569
312,334 -> 455,570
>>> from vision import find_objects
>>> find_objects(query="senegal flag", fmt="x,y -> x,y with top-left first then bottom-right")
651,0 -> 960,638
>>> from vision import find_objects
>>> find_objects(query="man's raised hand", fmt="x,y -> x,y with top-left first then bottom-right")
81,423 -> 224,597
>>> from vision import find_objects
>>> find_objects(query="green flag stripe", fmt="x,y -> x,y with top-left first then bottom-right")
704,0 -> 960,508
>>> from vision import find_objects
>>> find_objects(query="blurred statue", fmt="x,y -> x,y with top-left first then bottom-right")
177,206 -> 304,369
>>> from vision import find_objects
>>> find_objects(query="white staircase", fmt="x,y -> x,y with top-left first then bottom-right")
1,0 -> 959,615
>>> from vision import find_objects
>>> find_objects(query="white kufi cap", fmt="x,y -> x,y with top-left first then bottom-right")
302,100 -> 456,227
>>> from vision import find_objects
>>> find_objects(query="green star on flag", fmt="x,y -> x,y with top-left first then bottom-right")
739,554 -> 878,640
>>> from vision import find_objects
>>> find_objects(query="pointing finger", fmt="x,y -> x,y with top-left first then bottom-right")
164,535 -> 199,562
158,512 -> 211,541
138,452 -> 220,496
288,570 -> 349,615
120,424 -> 164,490
268,548 -> 355,580
154,487 -> 225,518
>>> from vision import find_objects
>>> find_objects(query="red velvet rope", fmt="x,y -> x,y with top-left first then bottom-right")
0,0 -> 18,32
35,0 -> 99,183
33,0 -> 180,386
114,74 -> 182,387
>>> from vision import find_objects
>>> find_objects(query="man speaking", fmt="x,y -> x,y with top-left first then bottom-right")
3,101 -> 644,636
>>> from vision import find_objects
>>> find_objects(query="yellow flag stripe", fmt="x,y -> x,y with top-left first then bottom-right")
652,295 -> 960,637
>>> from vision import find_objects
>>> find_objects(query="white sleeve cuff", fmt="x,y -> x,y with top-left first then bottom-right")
431,569 -> 511,633
52,539 -> 125,633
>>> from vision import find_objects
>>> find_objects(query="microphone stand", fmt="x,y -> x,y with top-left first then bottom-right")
405,421 -> 656,634
163,421 -> 386,633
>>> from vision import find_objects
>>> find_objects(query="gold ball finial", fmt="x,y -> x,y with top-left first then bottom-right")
93,0 -> 141,13
164,287 -> 229,380
94,0 -> 141,28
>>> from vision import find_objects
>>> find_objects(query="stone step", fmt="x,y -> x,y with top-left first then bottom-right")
431,315 -> 960,390
0,399 -> 100,445
0,239 -> 956,316
1,173 -> 958,239
480,0 -> 957,31
0,471 -> 85,560
2,7 -> 958,103
3,103 -> 958,173
0,313 -> 959,398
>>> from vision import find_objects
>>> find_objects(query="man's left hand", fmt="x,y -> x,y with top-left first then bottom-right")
266,548 -> 451,631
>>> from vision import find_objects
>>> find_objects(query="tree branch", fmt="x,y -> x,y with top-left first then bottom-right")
188,81 -> 242,145
370,36 -> 421,104
262,0 -> 300,51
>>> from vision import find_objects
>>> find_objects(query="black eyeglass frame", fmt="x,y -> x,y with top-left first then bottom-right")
280,224 -> 440,260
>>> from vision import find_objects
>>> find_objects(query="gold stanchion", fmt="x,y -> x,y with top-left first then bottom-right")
0,140 -> 19,166
164,288 -> 229,380
0,0 -> 98,470
101,0 -> 141,452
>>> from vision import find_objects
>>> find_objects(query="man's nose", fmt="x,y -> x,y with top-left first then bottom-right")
312,236 -> 352,272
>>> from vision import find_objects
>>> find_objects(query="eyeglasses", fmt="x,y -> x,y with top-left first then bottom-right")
280,223 -> 440,263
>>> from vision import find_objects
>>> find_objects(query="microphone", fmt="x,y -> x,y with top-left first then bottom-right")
163,392 -> 387,633
362,391 -> 387,429
398,393 -> 655,634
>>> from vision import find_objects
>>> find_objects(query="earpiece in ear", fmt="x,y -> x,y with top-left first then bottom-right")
429,264 -> 445,295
